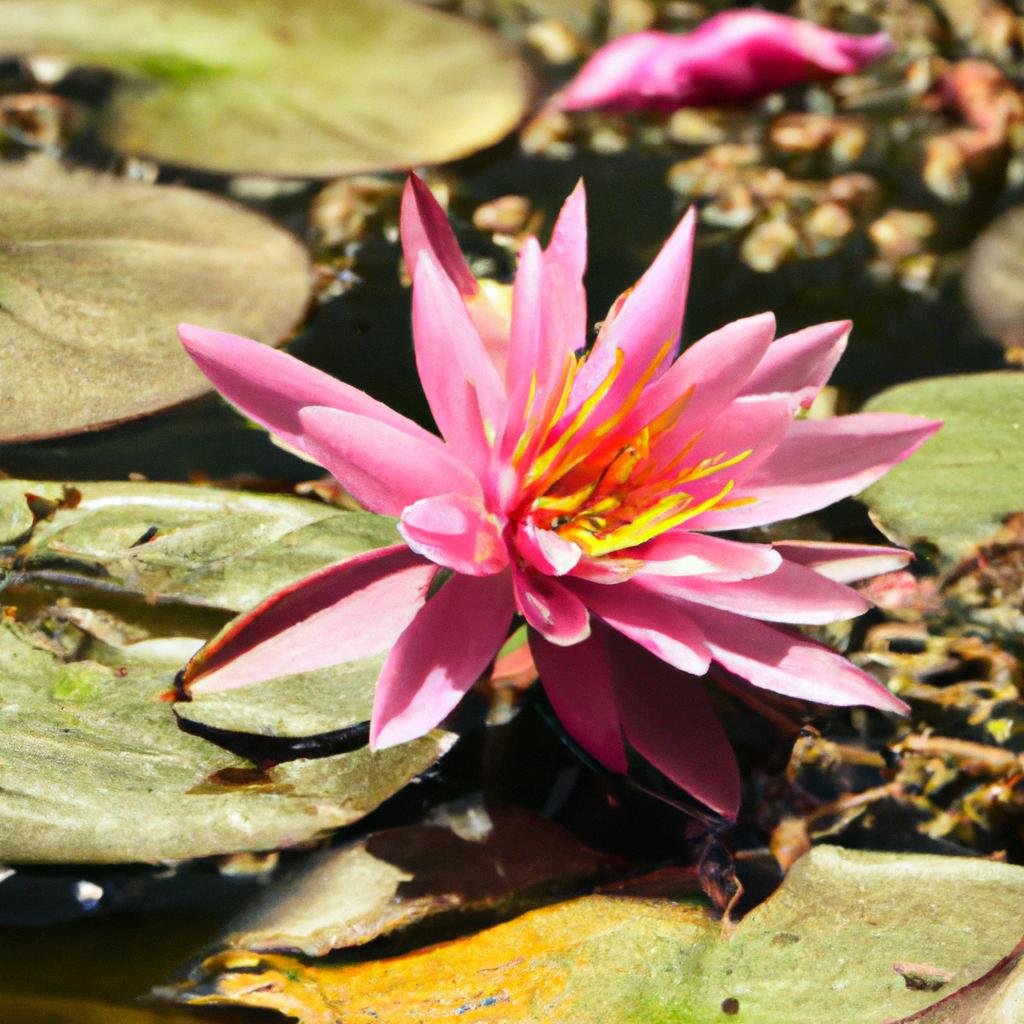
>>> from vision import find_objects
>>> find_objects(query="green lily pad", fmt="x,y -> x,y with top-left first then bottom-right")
3,479 -> 399,610
0,479 -> 450,863
177,846 -> 1024,1024
175,655 -> 386,739
862,372 -> 1024,559
0,0 -> 531,177
0,618 -> 452,864
0,159 -> 311,442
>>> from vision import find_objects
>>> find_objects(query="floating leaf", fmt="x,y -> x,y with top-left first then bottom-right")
178,846 -> 1024,1024
0,159 -> 311,441
890,935 -> 1024,1023
862,373 -> 1024,559
0,479 -> 448,864
0,617 -> 451,864
221,806 -> 616,956
0,0 -> 531,177
963,205 -> 1024,349
3,479 -> 399,610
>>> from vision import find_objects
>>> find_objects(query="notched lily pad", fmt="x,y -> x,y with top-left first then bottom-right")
4,479 -> 399,610
175,846 -> 1024,1024
0,159 -> 311,441
0,618 -> 452,864
0,0 -> 531,176
862,372 -> 1024,560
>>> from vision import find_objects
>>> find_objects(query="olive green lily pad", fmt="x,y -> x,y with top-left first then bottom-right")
0,618 -> 452,864
862,372 -> 1024,560
178,846 -> 1024,1024
174,655 -> 387,739
0,0 -> 531,177
3,479 -> 399,610
0,159 -> 311,442
0,478 -> 450,863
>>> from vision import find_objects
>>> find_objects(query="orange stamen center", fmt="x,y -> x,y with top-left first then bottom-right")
513,343 -> 756,559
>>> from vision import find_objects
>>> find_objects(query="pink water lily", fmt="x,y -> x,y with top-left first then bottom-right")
560,10 -> 892,113
178,176 -> 938,818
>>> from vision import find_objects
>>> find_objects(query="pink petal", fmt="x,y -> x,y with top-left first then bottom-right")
684,603 -> 908,713
400,175 -> 510,372
571,578 -> 711,675
695,413 -> 942,532
530,626 -> 628,773
178,324 -> 436,452
398,494 -> 508,576
560,31 -> 672,112
559,13 -> 890,112
411,252 -> 505,473
632,532 -> 781,581
541,180 -> 588,353
607,633 -> 740,817
370,571 -> 515,748
653,393 -> 794,500
299,406 -> 481,517
569,207 -> 696,414
516,520 -> 582,576
401,175 -> 478,295
184,545 -> 435,695
772,541 -> 911,583
513,567 -> 591,646
502,238 -> 562,451
623,312 -> 777,443
649,559 -> 871,625
740,320 -> 850,409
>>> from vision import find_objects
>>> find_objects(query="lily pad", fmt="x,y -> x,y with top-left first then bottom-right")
0,0 -> 531,177
222,806 -> 616,956
177,846 -> 1024,1023
3,479 -> 399,610
861,372 -> 1024,559
890,935 -> 1024,1022
0,159 -> 311,442
962,205 -> 1024,349
0,617 -> 452,864
175,655 -> 386,741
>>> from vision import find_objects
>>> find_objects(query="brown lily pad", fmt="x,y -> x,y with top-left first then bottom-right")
222,805 -> 618,956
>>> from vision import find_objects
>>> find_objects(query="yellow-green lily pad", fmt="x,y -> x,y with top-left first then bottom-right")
0,0 -> 531,177
862,372 -> 1024,560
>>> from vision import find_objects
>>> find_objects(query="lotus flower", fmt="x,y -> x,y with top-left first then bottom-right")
560,10 -> 892,113
177,176 -> 938,817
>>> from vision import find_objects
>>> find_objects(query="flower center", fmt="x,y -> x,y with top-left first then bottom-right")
511,343 -> 755,559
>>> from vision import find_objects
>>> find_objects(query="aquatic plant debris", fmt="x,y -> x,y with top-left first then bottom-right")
559,10 -> 891,113
178,176 -> 939,818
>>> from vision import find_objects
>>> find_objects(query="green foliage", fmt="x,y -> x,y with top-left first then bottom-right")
863,372 -> 1024,559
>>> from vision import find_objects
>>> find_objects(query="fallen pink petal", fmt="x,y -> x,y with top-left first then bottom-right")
559,10 -> 893,113
177,175 -> 939,819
